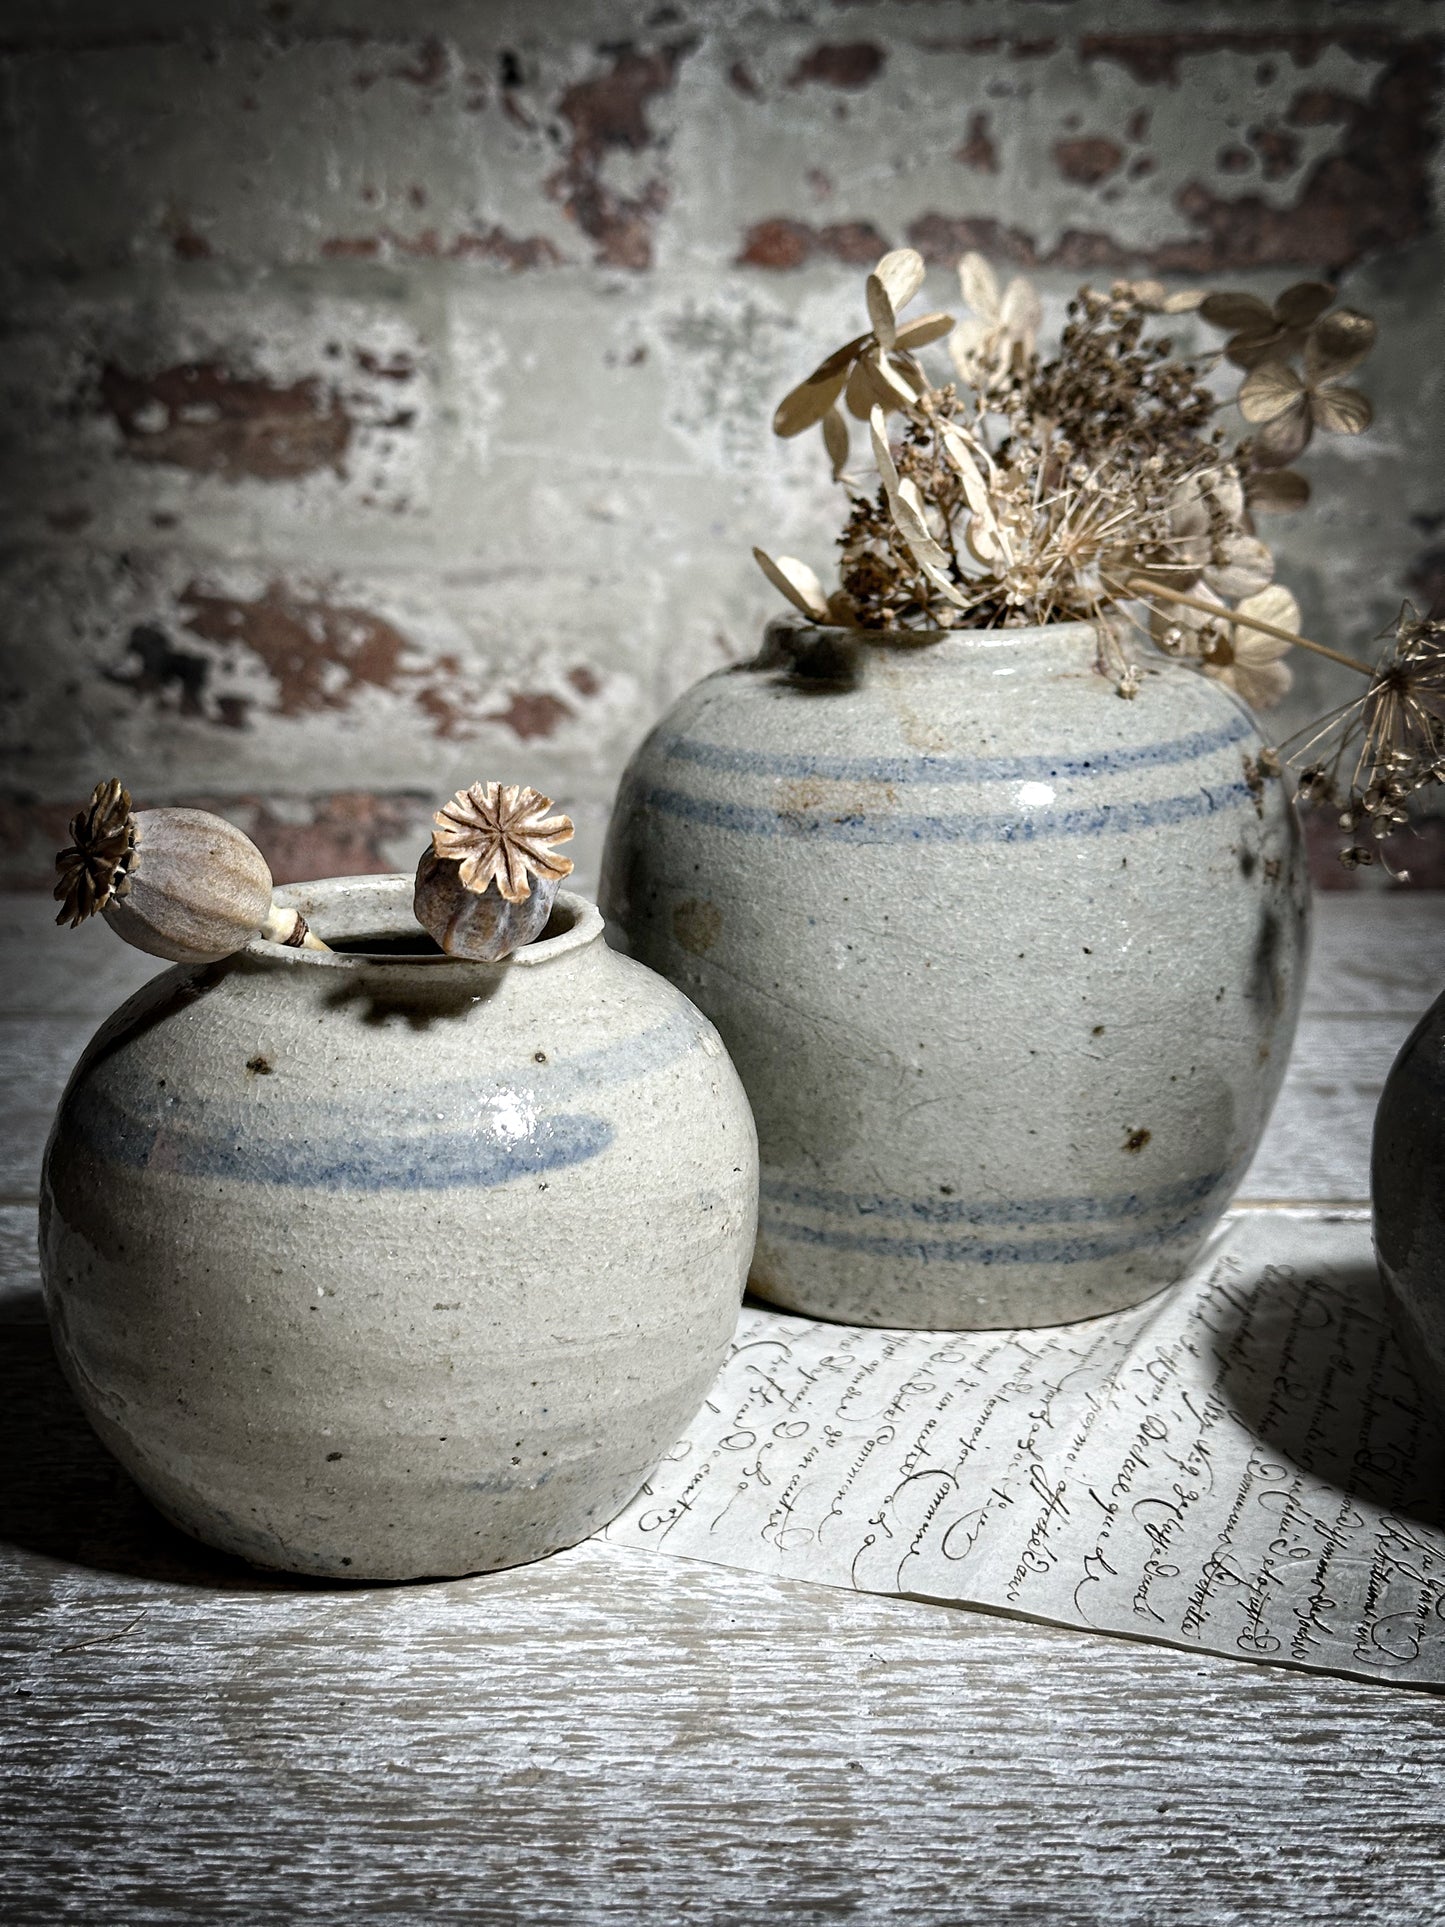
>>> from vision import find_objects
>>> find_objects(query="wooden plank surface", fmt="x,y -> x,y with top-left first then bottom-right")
3,891 -> 1445,1925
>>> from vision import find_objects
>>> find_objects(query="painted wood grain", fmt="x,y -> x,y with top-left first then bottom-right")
3,891 -> 1445,1924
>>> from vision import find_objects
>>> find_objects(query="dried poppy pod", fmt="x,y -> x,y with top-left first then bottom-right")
54,780 -> 326,962
413,781 -> 574,961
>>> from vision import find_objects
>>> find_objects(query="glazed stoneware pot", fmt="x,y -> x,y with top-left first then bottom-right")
601,617 -> 1309,1330
1373,988 -> 1445,1402
40,878 -> 757,1580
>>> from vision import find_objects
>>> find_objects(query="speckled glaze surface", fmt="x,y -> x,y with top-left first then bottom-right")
601,619 -> 1310,1330
40,879 -> 757,1580
1373,989 -> 1445,1404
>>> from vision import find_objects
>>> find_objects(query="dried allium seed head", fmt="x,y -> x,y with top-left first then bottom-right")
431,782 -> 574,904
54,779 -> 137,927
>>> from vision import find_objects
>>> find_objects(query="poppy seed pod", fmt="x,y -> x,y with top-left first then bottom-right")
413,850 -> 561,961
412,781 -> 575,961
54,781 -> 324,963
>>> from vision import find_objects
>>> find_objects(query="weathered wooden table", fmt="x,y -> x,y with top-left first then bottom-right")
3,892 -> 1444,1925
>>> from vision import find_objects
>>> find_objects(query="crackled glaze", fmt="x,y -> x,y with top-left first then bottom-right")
40,879 -> 757,1580
601,619 -> 1309,1330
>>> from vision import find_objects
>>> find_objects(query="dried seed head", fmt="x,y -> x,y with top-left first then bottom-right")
54,779 -> 138,927
430,782 -> 574,903
55,779 -> 324,960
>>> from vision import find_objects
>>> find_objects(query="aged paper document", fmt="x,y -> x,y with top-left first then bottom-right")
609,1215 -> 1445,1686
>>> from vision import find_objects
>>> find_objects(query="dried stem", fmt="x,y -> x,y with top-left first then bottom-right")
1115,575 -> 1375,676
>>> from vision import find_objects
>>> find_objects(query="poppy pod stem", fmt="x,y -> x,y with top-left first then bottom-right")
1119,575 -> 1374,676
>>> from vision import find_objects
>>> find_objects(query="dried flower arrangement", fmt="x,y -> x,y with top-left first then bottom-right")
755,248 -> 1445,873
56,778 -> 575,964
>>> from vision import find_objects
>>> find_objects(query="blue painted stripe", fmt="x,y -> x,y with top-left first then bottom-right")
641,780 -> 1254,845
763,1207 -> 1210,1269
64,1082 -> 613,1192
760,1169 -> 1224,1229
656,709 -> 1252,787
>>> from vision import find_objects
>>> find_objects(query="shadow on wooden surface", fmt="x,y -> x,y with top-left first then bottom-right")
0,1324 -> 349,1592
1208,1258 -> 1445,1531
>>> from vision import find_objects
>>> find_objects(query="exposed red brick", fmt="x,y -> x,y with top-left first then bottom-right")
787,42 -> 885,90
1289,88 -> 1355,127
179,583 -> 410,718
567,665 -> 601,697
393,34 -> 448,89
1217,146 -> 1252,175
99,362 -> 351,482
913,35 -> 1439,274
547,42 -> 691,269
170,224 -> 214,261
955,112 -> 997,173
487,692 -> 572,740
728,59 -> 761,99
321,225 -> 562,268
737,217 -> 891,269
1078,29 -> 1387,87
1249,124 -> 1301,181
1053,135 -> 1124,186
907,214 -> 1134,272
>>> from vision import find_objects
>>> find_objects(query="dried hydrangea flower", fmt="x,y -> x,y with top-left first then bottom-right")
54,780 -> 321,960
415,782 -> 575,961
950,252 -> 1041,394
1200,282 -> 1336,370
1150,586 -> 1297,710
1237,313 -> 1375,465
771,246 -> 953,461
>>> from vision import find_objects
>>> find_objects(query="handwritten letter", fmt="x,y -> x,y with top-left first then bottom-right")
609,1217 -> 1445,1687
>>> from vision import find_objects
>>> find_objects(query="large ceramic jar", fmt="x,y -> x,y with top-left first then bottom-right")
601,618 -> 1308,1330
1373,988 -> 1445,1403
40,878 -> 757,1580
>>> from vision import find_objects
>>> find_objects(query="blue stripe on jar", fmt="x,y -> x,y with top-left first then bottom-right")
760,1169 -> 1225,1228
655,709 -> 1253,787
64,1081 -> 615,1191
639,781 -> 1254,845
761,1206 -> 1212,1268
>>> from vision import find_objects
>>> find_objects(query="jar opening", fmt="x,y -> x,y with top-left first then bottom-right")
253,878 -> 599,967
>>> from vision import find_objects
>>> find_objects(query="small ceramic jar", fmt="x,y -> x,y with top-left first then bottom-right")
40,878 -> 757,1580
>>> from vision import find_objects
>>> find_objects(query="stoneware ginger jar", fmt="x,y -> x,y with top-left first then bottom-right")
40,877 -> 757,1580
601,618 -> 1309,1330
1373,987 -> 1445,1404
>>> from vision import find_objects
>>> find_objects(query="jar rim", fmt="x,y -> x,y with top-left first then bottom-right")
251,876 -> 604,967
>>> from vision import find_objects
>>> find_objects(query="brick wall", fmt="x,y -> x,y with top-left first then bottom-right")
2,0 -> 1442,893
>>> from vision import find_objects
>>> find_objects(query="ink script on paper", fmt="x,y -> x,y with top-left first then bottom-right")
608,1216 -> 1445,1687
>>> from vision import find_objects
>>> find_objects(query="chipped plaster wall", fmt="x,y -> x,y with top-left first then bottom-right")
1,0 -> 1442,892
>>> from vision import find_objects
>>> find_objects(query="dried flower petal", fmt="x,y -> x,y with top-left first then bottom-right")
754,548 -> 833,622
1273,281 -> 1335,327
772,334 -> 869,438
1200,291 -> 1273,333
1246,468 -> 1310,513
431,782 -> 574,904
1305,308 -> 1375,382
893,311 -> 955,351
1311,384 -> 1372,435
822,405 -> 850,480
1238,361 -> 1305,425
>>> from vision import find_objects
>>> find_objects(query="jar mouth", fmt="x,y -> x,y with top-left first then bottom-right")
252,876 -> 603,967
760,614 -> 1102,669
